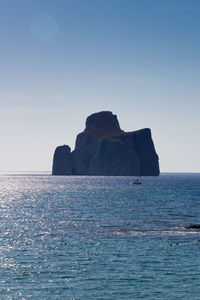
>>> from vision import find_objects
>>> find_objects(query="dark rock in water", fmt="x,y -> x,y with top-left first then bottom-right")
52,145 -> 72,175
185,225 -> 200,229
52,111 -> 160,176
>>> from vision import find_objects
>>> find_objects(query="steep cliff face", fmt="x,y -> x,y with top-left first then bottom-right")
52,145 -> 72,175
52,111 -> 160,176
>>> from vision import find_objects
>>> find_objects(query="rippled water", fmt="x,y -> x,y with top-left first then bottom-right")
0,173 -> 200,299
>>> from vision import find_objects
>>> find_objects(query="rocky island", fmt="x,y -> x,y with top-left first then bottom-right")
52,111 -> 160,176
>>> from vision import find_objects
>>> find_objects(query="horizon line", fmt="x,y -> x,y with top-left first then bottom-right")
0,171 -> 199,175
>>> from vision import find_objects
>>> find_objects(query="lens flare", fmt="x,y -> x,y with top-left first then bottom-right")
30,14 -> 58,43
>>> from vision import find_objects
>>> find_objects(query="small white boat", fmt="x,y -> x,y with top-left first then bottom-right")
132,177 -> 141,185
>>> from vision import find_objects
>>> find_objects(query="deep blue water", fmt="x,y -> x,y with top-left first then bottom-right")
0,173 -> 200,299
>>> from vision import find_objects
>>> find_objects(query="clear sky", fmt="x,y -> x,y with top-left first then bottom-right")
0,0 -> 199,172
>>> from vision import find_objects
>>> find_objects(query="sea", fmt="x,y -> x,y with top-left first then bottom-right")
0,173 -> 200,299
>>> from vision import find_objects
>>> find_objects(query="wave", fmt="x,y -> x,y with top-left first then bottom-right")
114,230 -> 200,236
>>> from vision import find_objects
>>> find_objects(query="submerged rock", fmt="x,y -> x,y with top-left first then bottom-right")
185,225 -> 200,229
52,111 -> 160,176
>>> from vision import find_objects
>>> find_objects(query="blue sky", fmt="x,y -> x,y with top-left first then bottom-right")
0,0 -> 200,172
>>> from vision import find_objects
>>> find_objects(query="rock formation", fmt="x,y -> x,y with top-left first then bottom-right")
52,145 -> 72,175
52,111 -> 160,176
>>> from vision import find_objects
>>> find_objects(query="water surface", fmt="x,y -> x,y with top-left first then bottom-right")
0,173 -> 200,299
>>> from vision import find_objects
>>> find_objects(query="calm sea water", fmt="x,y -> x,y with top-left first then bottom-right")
0,173 -> 200,299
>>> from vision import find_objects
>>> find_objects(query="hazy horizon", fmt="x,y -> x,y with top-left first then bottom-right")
1,171 -> 200,175
0,0 -> 200,173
